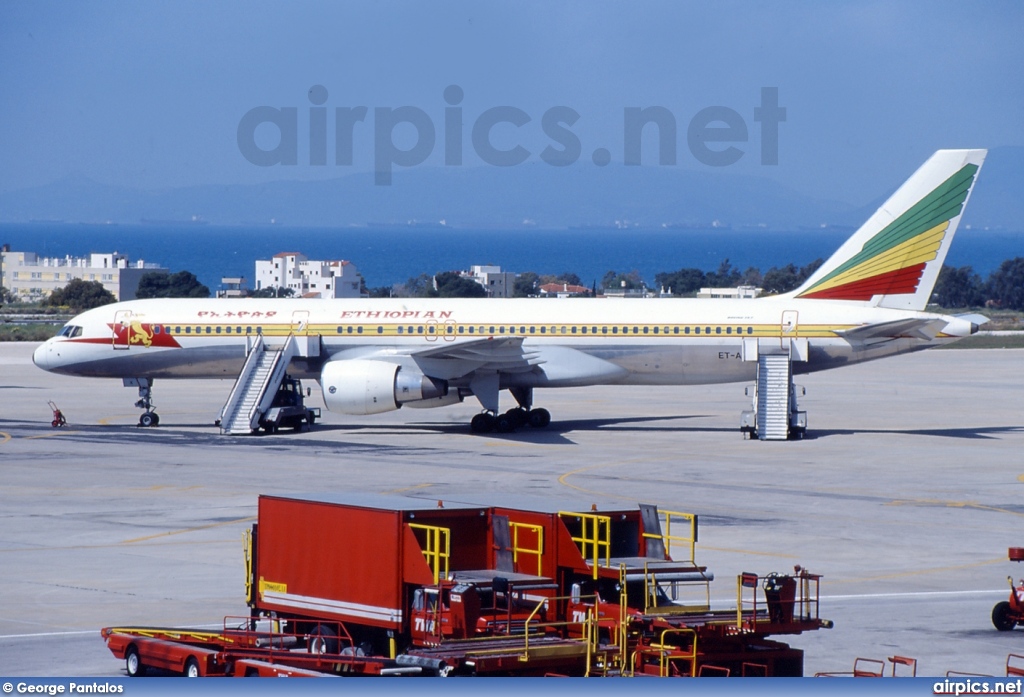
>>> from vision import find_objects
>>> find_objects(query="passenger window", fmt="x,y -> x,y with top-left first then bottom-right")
185,327 -> 192,334
612,327 -> 618,334
357,327 -> 363,334
715,327 -> 722,334
726,327 -> 732,334
216,326 -> 222,334
377,326 -> 383,334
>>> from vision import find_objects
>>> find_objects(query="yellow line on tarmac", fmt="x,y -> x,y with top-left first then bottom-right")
120,516 -> 256,545
698,545 -> 799,559
24,431 -> 82,440
829,557 -> 1006,585
383,483 -> 434,494
886,498 -> 1024,518
0,432 -> 10,445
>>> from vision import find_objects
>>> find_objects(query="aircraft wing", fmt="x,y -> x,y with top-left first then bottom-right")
407,336 -> 543,377
836,317 -> 948,342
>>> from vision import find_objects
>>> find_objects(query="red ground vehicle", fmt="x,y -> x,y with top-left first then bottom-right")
102,494 -> 831,677
993,547 -> 1024,631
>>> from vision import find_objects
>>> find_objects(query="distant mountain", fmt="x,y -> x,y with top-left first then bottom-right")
1,146 -> 1020,229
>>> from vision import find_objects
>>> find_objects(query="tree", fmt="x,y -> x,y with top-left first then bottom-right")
601,270 -> 644,291
136,271 -> 210,299
41,279 -> 116,311
654,268 -> 705,295
986,257 -> 1024,310
704,259 -> 741,288
761,259 -> 823,295
393,273 -> 433,298
251,286 -> 295,298
932,265 -> 984,308
513,272 -> 539,297
432,272 -> 487,298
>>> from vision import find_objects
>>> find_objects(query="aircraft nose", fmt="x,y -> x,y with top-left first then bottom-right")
32,342 -> 51,370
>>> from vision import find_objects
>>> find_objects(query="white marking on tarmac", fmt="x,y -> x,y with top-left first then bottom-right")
822,589 -> 1007,601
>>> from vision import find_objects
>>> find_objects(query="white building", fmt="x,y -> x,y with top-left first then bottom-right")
0,248 -> 166,302
696,285 -> 762,299
462,265 -> 516,298
254,252 -> 364,298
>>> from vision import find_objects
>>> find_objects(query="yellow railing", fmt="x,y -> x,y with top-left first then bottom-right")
520,593 -> 597,664
510,522 -> 544,576
630,627 -> 698,677
408,523 -> 451,584
559,511 -> 611,579
642,509 -> 697,562
243,529 -> 253,605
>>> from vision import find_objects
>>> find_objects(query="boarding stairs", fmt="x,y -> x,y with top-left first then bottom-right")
755,353 -> 791,441
219,335 -> 298,435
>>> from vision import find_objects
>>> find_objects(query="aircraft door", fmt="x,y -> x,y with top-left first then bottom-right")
443,320 -> 457,342
290,310 -> 309,336
781,310 -> 798,350
113,310 -> 131,349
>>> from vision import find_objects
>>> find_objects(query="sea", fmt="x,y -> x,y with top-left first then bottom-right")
2,223 -> 1022,293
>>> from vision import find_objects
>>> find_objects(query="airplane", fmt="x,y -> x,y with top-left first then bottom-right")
33,149 -> 988,437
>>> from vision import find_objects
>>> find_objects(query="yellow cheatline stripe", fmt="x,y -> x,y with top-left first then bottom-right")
382,483 -> 433,494
120,515 -> 256,545
171,322 -> 859,340
1017,474 -> 1024,483
805,222 -> 947,293
24,431 -> 82,440
885,498 -> 1024,518
0,432 -> 10,445
828,557 -> 1005,585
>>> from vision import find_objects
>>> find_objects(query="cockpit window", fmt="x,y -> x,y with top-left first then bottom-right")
58,325 -> 83,338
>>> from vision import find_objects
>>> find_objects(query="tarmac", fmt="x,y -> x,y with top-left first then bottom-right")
1,341 -> 1023,677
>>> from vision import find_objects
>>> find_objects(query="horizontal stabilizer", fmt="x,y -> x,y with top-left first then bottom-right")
836,318 -> 947,342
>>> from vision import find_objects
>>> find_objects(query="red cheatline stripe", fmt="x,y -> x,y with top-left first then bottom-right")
799,263 -> 926,301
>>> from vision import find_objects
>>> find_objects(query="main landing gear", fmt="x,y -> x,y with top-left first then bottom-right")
125,377 -> 160,427
471,407 -> 551,434
469,386 -> 551,434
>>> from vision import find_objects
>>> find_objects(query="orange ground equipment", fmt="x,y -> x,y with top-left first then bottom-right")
102,494 -> 832,678
47,400 -> 67,427
993,547 -> 1024,631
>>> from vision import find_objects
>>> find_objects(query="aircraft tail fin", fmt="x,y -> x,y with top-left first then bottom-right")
789,149 -> 986,311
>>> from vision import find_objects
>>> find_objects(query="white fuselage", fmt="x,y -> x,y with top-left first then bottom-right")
32,296 -> 972,391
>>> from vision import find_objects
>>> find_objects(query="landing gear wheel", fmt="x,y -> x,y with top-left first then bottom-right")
184,656 -> 200,677
495,413 -> 516,433
527,408 -> 551,428
125,645 -> 145,677
471,413 -> 496,433
139,412 -> 157,428
308,624 -> 339,655
505,407 -> 528,427
993,601 -> 1017,631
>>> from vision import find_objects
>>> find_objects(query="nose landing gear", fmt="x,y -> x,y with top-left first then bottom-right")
125,378 -> 160,427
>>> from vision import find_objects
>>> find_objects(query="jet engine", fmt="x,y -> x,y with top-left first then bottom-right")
320,360 -> 448,415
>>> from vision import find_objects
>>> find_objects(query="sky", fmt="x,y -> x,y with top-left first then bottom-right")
1,1 -> 1021,205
